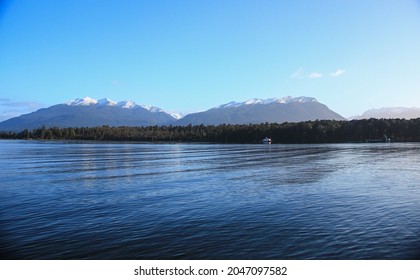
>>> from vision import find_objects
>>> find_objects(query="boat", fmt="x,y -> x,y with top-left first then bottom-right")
366,134 -> 391,143
262,137 -> 272,144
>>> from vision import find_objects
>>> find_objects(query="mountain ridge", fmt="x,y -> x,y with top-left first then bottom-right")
215,96 -> 318,109
0,96 -> 346,131
352,107 -> 420,120
0,97 -> 177,132
176,96 -> 345,125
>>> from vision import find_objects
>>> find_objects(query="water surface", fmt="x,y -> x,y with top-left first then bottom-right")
1,140 -> 420,259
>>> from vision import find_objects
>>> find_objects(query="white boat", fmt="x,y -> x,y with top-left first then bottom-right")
262,137 -> 272,144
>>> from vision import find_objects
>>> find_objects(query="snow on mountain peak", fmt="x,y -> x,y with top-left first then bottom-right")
291,96 -> 318,103
65,97 -> 179,117
66,97 -> 98,106
169,112 -> 184,120
117,100 -> 137,109
215,101 -> 241,108
141,105 -> 164,113
216,96 -> 318,109
97,98 -> 117,107
244,98 -> 260,105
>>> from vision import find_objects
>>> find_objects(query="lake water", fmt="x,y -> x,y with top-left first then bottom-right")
1,140 -> 420,259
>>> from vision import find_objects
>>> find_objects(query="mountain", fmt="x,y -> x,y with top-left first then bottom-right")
0,97 -> 177,132
0,95 -> 346,131
176,96 -> 345,125
353,107 -> 420,120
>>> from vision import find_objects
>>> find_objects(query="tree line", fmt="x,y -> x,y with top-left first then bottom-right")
1,118 -> 420,143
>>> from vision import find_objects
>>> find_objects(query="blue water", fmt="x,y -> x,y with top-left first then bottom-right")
1,140 -> 420,259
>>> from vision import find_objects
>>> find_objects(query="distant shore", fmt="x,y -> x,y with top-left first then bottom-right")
1,118 -> 420,144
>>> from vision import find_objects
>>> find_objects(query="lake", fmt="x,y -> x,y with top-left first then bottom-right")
1,140 -> 420,259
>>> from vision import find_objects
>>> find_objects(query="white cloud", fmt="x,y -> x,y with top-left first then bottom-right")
291,67 -> 345,79
290,67 -> 304,79
308,72 -> 322,79
330,69 -> 345,77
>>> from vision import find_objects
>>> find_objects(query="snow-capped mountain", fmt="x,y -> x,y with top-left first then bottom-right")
176,96 -> 345,125
0,97 -> 177,131
353,107 -> 420,120
0,95 -> 345,131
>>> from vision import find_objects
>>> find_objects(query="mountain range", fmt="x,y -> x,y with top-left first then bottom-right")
1,96 -> 345,131
352,107 -> 420,120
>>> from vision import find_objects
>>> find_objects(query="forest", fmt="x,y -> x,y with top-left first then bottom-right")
1,118 -> 420,144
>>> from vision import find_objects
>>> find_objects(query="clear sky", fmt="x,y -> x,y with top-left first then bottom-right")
0,0 -> 419,121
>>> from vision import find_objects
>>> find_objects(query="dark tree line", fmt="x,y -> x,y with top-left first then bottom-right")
1,118 -> 420,143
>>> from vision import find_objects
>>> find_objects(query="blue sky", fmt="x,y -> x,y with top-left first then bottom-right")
1,0 -> 419,121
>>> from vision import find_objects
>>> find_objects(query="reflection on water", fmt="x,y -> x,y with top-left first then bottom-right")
1,141 -> 420,259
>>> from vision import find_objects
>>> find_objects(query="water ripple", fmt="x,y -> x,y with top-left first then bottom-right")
1,141 -> 420,259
